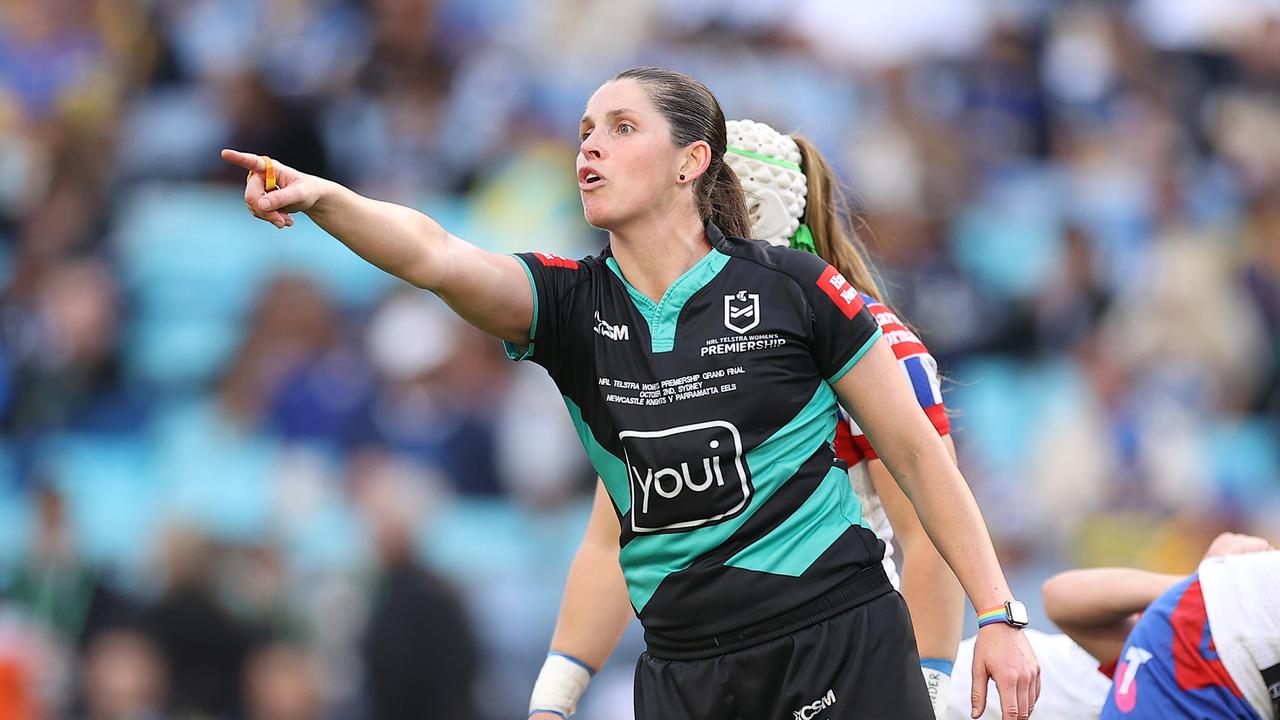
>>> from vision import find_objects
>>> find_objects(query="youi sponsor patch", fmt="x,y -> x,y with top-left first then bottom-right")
619,421 -> 751,534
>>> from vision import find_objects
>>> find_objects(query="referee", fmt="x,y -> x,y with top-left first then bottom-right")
223,67 -> 1038,720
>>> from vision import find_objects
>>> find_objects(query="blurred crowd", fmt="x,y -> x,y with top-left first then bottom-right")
0,0 -> 1277,718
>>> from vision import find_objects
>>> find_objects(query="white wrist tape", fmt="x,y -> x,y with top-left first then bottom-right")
529,652 -> 594,718
920,665 -> 951,720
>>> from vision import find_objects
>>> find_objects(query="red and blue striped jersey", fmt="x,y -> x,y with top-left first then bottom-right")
831,293 -> 950,589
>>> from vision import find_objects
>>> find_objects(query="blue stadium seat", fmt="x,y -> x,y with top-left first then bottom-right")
151,400 -> 280,543
1205,419 -> 1280,504
39,434 -> 161,571
114,184 -> 412,387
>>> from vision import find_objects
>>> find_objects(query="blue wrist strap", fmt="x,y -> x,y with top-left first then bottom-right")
920,657 -> 954,676
548,651 -> 597,676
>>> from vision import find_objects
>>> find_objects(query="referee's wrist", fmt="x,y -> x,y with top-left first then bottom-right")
920,657 -> 954,676
976,599 -> 1030,629
306,177 -> 340,215
529,651 -> 594,719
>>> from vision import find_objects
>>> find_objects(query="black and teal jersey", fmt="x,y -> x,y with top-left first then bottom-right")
505,223 -> 886,643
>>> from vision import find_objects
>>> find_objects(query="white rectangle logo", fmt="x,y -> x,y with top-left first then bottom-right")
619,420 -> 751,533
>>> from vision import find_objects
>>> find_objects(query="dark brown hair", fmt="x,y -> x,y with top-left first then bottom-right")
793,136 -> 883,303
612,67 -> 752,239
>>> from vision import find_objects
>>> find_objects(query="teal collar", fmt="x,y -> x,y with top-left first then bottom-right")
605,224 -> 730,353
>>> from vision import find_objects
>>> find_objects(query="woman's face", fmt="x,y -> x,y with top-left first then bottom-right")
577,79 -> 685,231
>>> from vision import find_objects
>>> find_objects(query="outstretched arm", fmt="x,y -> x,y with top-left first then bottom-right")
221,150 -> 532,344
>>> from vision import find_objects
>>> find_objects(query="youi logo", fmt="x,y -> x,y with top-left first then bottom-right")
619,421 -> 751,533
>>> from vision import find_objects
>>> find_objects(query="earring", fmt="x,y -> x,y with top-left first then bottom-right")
679,174 -> 685,181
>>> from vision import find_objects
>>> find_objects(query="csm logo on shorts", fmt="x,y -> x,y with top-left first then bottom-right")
619,421 -> 752,533
792,689 -> 836,720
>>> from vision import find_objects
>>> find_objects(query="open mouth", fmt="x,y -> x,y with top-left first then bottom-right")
578,167 -> 605,189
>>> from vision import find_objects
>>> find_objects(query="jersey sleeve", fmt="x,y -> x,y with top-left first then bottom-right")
501,251 -> 589,376
838,298 -> 951,464
796,255 -> 883,384
865,298 -> 951,438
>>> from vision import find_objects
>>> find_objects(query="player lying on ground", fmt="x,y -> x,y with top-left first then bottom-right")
1039,532 -> 1278,720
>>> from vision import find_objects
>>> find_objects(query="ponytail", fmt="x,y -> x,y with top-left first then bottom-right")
701,159 -> 752,240
793,136 -> 883,303
614,67 -> 752,241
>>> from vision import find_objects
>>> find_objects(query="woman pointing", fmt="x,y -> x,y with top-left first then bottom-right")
223,67 -> 1038,720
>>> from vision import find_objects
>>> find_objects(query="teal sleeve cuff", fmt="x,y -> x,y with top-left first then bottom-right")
826,327 -> 883,385
504,254 -> 538,362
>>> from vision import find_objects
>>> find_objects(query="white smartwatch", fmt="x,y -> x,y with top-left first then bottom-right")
977,600 -> 1029,629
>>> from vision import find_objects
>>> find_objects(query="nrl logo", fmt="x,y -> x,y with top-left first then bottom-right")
724,290 -> 760,334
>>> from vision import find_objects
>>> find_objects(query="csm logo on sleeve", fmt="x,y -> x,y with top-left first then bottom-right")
620,421 -> 751,533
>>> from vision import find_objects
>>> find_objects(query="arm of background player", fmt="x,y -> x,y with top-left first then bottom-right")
868,441 -> 965,663
221,150 -> 533,344
833,340 -> 1038,720
1040,568 -> 1183,664
546,481 -> 634,673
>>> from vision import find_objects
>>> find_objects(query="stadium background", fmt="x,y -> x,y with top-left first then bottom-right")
1,0 -> 1278,717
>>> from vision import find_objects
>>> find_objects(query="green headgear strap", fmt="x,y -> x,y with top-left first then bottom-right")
726,145 -> 803,173
790,223 -> 816,254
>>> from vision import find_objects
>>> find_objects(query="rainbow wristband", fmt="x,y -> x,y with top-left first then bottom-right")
976,605 -> 1008,629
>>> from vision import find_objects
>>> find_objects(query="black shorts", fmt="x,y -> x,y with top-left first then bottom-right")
633,588 -> 932,720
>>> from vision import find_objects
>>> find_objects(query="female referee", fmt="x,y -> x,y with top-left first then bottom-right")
223,67 -> 1038,720
529,118 -> 968,720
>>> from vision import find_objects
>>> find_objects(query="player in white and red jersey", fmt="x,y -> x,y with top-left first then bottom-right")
831,294 -> 951,591
823,289 -> 965,718
1027,532 -> 1280,720
724,120 -> 968,719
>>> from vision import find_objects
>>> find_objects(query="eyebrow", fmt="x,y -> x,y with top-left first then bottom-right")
580,108 -> 639,125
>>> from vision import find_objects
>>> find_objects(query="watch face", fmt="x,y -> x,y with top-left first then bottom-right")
1007,601 -> 1030,627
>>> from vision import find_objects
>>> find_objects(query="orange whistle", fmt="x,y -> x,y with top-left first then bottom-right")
263,156 -> 277,191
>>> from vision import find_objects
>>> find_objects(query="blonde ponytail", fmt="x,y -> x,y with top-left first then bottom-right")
793,136 -> 883,303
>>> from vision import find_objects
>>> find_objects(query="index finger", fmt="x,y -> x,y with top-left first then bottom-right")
220,149 -> 266,172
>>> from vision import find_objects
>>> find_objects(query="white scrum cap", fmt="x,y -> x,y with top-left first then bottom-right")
725,119 -> 808,247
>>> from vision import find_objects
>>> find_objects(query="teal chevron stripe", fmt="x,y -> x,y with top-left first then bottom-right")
724,465 -> 861,576
619,381 -> 839,612
561,396 -> 630,514
605,249 -> 730,353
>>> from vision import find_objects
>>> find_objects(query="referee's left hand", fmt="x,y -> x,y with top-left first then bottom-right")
970,624 -> 1039,719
